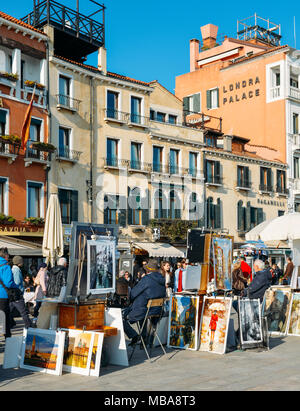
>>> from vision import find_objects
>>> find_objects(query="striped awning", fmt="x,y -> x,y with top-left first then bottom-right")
133,242 -> 185,258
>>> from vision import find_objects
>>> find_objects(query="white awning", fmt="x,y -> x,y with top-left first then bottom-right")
133,242 -> 185,258
0,236 -> 43,256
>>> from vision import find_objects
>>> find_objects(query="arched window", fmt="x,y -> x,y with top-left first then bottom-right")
128,187 -> 149,225
206,197 -> 221,229
189,192 -> 198,221
154,189 -> 167,219
169,190 -> 181,219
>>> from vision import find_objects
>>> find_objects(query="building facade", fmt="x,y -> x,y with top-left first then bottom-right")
175,17 -> 298,213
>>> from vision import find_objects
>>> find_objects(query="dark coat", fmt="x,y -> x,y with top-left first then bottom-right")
127,271 -> 166,322
247,269 -> 272,302
46,265 -> 68,297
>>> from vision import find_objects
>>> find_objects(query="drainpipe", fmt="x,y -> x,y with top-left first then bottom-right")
89,76 -> 94,223
46,35 -> 51,207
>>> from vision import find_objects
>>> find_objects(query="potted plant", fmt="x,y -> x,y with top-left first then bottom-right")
24,217 -> 45,226
0,213 -> 16,225
24,80 -> 46,90
30,141 -> 56,153
0,71 -> 19,82
0,134 -> 21,146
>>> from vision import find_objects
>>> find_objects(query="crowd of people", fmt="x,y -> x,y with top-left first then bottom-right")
0,247 -> 68,339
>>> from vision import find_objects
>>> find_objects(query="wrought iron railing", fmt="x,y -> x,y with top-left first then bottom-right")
56,94 -> 81,111
259,184 -> 273,192
56,146 -> 82,162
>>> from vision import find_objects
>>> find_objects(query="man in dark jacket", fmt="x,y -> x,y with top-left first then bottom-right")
123,259 -> 166,345
245,259 -> 272,303
46,257 -> 68,298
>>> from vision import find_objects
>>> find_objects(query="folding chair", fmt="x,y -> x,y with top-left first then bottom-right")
129,298 -> 167,362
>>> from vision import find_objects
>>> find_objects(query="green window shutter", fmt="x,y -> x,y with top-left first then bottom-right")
257,208 -> 264,225
183,97 -> 189,113
71,190 -> 78,222
244,166 -> 250,187
245,201 -> 251,231
216,88 -> 219,107
193,93 -> 201,113
206,90 -> 211,110
127,187 -> 133,225
141,189 -> 150,225
215,199 -> 221,228
237,201 -> 243,231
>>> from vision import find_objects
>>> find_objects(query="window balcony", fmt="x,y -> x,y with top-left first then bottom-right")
276,186 -> 289,196
104,109 -> 128,124
270,86 -> 281,99
259,184 -> 273,194
289,86 -> 300,101
128,113 -> 149,129
205,176 -> 222,186
236,180 -> 251,191
24,142 -> 53,168
104,157 -> 129,169
56,147 -> 82,163
56,94 -> 81,112
0,137 -> 21,163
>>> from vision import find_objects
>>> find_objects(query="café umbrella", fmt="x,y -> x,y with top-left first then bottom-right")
42,193 -> 64,267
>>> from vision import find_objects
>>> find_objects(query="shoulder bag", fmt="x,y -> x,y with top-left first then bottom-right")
0,263 -> 23,302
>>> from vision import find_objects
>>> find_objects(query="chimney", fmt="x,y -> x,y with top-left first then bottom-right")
190,38 -> 200,72
223,135 -> 232,152
98,46 -> 107,75
200,24 -> 218,50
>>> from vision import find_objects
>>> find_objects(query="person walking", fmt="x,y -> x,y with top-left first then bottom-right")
0,248 -> 20,338
32,263 -> 49,325
282,257 -> 294,285
160,261 -> 172,298
174,259 -> 187,292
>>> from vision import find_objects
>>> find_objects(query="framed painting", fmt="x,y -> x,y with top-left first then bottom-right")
87,238 -> 116,295
167,294 -> 200,351
20,328 -> 65,375
238,298 -> 263,345
262,286 -> 292,336
199,296 -> 232,354
62,329 -> 95,376
89,332 -> 105,377
287,292 -> 300,336
212,236 -> 233,290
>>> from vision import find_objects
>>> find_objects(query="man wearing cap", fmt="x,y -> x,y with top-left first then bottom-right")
122,258 -> 166,346
12,256 -> 25,293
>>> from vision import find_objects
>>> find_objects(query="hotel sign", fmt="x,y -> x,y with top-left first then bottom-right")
0,225 -> 44,236
222,77 -> 260,105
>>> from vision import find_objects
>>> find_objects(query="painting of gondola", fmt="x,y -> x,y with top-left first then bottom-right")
262,287 -> 292,336
239,298 -> 263,345
199,297 -> 232,354
167,294 -> 199,351
87,237 -> 116,295
20,328 -> 65,375
212,236 -> 233,290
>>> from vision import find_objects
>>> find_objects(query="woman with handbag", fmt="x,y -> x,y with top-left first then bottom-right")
32,263 -> 49,325
0,247 -> 20,338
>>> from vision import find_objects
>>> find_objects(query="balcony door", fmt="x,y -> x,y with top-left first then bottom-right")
107,91 -> 119,119
131,96 -> 142,124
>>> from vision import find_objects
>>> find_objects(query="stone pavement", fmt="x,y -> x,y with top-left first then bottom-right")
1,315 -> 300,391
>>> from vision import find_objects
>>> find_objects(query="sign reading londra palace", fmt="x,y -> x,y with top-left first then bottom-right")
222,77 -> 260,105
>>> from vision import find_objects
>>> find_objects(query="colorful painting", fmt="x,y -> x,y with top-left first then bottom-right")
167,294 -> 199,351
62,329 -> 95,376
212,237 -> 233,290
87,237 -> 116,295
20,328 -> 65,375
199,297 -> 232,354
262,287 -> 292,335
239,298 -> 263,345
89,332 -> 104,377
287,293 -> 300,336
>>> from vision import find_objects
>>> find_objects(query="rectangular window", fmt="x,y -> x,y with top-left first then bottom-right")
205,160 -> 221,184
58,188 -> 78,224
156,112 -> 166,123
58,127 -> 71,158
168,114 -> 177,125
27,118 -> 42,158
106,138 -> 118,167
169,149 -> 179,174
206,88 -> 219,110
153,146 -> 163,172
27,182 -> 43,218
276,170 -> 286,194
131,96 -> 142,124
237,165 -> 250,188
58,75 -> 71,106
189,152 -> 198,177
107,90 -> 119,119
293,113 -> 299,134
183,93 -> 201,113
131,142 -> 142,170
290,77 -> 299,88
294,157 -> 300,179
260,167 -> 272,192
0,110 -> 7,153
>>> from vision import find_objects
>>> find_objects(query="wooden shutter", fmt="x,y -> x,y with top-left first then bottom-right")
71,190 -> 78,222
127,187 -> 132,225
215,199 -> 221,228
257,208 -> 264,225
244,166 -> 250,187
216,88 -> 219,108
237,201 -> 243,231
245,201 -> 251,231
206,90 -> 211,110
142,189 -> 150,225
214,161 -> 221,183
193,93 -> 201,113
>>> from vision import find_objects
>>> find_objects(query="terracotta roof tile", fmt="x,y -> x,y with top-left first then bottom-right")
228,44 -> 289,66
0,11 -> 46,35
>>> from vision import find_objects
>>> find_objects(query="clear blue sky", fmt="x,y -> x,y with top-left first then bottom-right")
2,0 -> 300,93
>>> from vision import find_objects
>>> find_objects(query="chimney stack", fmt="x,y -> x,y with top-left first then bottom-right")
200,24 -> 218,50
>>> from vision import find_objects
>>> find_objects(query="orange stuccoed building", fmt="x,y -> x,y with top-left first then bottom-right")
175,16 -> 300,212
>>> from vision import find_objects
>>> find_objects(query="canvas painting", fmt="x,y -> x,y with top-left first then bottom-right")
287,293 -> 300,336
199,297 -> 232,354
239,298 -> 263,345
20,328 -> 65,375
89,332 -> 104,377
87,237 -> 116,295
167,294 -> 199,351
212,237 -> 233,290
62,329 -> 95,376
262,287 -> 292,335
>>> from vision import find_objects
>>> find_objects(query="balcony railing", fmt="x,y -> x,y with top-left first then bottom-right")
276,186 -> 288,195
183,110 -> 222,133
25,147 -> 52,163
236,180 -> 251,190
129,113 -> 149,127
270,86 -> 280,99
104,109 -> 129,123
289,86 -> 300,100
206,175 -> 222,185
56,146 -> 82,162
56,94 -> 81,112
259,184 -> 273,193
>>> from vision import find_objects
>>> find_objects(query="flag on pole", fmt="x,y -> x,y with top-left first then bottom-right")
21,85 -> 36,151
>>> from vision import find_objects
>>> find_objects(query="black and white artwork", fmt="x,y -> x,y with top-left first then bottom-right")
87,238 -> 116,295
239,298 -> 263,345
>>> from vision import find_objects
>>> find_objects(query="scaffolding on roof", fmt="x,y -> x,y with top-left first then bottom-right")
237,14 -> 281,47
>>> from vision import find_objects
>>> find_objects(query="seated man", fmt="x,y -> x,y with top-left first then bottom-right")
244,259 -> 272,303
123,259 -> 166,346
